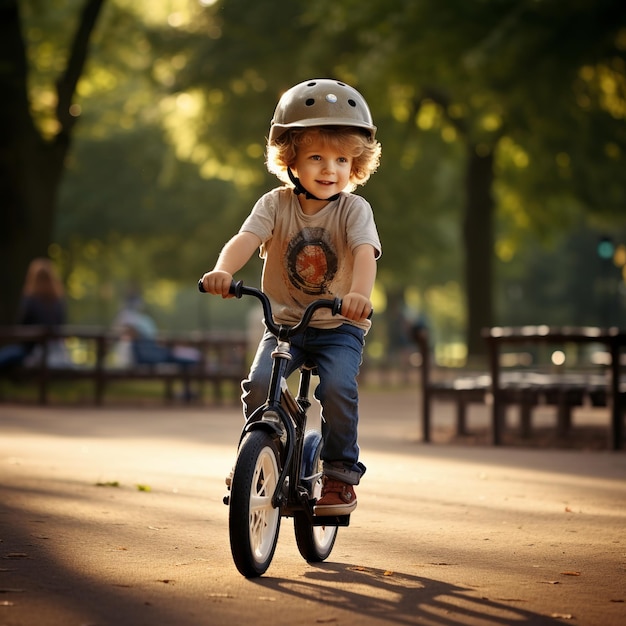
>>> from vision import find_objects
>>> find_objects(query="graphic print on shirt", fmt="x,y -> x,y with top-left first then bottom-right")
286,227 -> 338,295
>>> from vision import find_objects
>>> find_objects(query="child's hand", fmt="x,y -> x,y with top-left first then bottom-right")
200,270 -> 234,298
340,292 -> 372,321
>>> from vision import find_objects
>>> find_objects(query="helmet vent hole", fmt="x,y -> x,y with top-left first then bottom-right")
307,81 -> 317,86
348,99 -> 357,107
305,98 -> 315,106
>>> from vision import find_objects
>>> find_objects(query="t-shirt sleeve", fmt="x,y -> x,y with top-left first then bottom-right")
346,196 -> 382,259
238,190 -> 278,244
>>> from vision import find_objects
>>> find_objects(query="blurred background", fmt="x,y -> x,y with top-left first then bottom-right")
1,0 -> 625,369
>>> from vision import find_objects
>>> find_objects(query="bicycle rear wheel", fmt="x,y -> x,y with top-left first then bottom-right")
229,430 -> 281,577
294,430 -> 338,562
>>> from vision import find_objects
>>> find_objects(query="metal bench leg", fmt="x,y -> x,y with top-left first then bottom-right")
556,391 -> 571,438
421,387 -> 431,443
520,391 -> 533,439
492,398 -> 505,446
164,379 -> 174,403
455,395 -> 467,436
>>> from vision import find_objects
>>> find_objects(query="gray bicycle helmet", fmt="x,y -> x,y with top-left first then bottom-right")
269,79 -> 377,144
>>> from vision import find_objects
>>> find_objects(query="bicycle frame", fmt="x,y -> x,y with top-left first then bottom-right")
224,280 -> 350,526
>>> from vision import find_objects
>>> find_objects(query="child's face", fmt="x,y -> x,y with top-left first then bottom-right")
292,135 -> 353,200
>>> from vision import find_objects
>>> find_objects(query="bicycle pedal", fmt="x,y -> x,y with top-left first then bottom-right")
223,493 -> 230,506
311,514 -> 351,527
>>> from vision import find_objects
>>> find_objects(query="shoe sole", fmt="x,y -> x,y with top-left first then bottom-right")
313,501 -> 357,516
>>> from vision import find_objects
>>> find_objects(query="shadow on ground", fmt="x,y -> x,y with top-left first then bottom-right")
252,561 -> 568,626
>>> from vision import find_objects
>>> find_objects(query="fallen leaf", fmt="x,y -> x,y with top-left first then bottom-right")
136,484 -> 151,492
383,570 -> 394,576
564,506 -> 572,513
96,481 -> 119,488
561,571 -> 581,576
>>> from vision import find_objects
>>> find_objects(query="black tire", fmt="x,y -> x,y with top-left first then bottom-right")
293,430 -> 338,562
229,430 -> 281,577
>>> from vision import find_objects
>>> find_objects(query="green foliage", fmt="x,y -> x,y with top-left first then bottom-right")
10,0 -> 626,342
498,221 -> 626,328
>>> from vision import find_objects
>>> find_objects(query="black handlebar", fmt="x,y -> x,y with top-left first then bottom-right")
198,279 -> 348,338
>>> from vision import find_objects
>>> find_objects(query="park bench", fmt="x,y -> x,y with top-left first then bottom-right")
484,325 -> 625,449
0,325 -> 248,406
414,325 -> 625,449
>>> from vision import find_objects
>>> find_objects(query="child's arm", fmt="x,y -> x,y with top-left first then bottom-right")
200,231 -> 261,298
341,243 -> 378,321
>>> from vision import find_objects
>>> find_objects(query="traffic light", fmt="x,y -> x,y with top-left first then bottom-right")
597,236 -> 615,260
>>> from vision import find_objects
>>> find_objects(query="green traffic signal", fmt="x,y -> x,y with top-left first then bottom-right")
597,236 -> 615,260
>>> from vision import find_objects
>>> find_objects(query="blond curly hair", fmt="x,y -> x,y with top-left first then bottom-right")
266,126 -> 381,191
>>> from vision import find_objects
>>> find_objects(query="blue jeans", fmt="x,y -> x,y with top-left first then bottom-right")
241,324 -> 366,485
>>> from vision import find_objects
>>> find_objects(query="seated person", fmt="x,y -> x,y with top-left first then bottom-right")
112,294 -> 199,367
0,258 -> 68,369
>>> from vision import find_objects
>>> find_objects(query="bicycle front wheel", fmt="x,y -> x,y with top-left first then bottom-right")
229,430 -> 281,577
294,430 -> 338,562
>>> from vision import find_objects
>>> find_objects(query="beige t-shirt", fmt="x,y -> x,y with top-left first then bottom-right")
239,186 -> 381,331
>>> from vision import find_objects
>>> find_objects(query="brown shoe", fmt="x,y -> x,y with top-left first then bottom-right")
313,476 -> 357,516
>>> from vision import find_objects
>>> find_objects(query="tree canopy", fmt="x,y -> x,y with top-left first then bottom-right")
1,0 -> 625,360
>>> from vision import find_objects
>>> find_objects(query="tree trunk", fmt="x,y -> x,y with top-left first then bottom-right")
0,0 -> 104,324
462,146 -> 495,360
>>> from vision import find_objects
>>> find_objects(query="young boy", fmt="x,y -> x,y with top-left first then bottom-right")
200,79 -> 381,515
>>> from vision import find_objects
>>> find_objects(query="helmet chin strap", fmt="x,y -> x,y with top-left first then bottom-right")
287,168 -> 340,202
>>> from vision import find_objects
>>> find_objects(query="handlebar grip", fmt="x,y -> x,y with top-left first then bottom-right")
198,278 -> 244,297
230,280 -> 244,298
332,298 -> 373,319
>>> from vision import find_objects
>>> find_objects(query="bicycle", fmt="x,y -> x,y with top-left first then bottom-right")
198,279 -> 353,577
